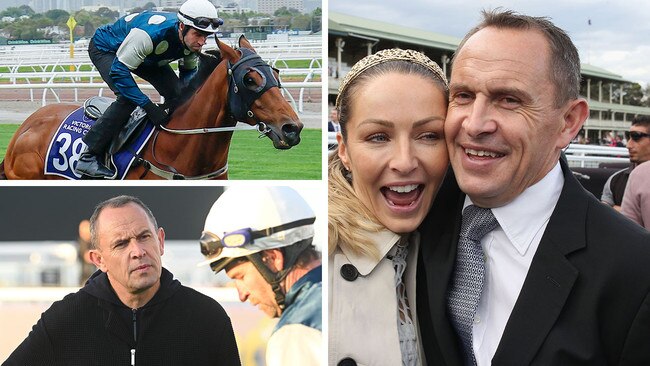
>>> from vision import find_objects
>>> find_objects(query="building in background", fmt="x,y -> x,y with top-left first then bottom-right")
258,0 -> 302,15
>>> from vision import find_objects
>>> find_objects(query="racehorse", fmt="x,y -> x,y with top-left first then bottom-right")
0,35 -> 303,180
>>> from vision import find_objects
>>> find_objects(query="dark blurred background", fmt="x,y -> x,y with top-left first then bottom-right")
0,186 -> 225,241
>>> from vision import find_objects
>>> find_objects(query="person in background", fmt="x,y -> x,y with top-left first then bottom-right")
328,108 -> 340,132
200,186 -> 322,366
417,9 -> 650,365
329,48 -> 449,366
601,115 -> 650,210
77,219 -> 96,284
5,195 -> 240,365
75,0 -> 223,178
621,160 -> 650,230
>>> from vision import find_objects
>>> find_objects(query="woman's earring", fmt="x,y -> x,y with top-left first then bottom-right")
344,167 -> 352,182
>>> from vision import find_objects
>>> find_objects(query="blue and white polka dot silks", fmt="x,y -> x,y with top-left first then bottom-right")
447,205 -> 499,366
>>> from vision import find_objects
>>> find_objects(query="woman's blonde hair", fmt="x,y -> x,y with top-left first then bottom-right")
328,48 -> 448,258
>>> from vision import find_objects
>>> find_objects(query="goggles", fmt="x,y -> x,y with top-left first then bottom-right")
200,217 -> 316,257
629,131 -> 650,142
179,11 -> 224,29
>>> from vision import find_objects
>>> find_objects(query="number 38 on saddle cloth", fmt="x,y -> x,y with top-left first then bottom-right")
44,97 -> 155,180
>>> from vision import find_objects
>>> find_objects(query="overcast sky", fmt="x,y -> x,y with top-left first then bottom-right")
329,0 -> 650,87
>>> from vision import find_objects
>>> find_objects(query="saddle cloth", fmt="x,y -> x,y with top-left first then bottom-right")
44,105 -> 155,180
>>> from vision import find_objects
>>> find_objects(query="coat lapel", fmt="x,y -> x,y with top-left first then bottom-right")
418,169 -> 465,366
493,160 -> 588,364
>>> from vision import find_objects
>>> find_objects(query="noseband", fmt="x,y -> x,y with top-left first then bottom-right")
226,47 -> 282,138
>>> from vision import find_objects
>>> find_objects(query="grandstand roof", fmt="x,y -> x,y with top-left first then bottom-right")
330,11 -> 635,84
581,64 -> 632,83
589,100 -> 650,115
329,11 -> 460,52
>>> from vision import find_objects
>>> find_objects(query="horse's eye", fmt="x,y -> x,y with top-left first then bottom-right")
243,69 -> 265,92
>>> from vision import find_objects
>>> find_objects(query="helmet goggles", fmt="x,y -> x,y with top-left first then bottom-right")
179,10 -> 223,30
200,217 -> 316,257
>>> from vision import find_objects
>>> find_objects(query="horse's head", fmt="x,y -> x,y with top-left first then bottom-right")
218,35 -> 303,149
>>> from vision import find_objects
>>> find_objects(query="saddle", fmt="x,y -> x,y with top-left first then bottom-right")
82,96 -> 149,155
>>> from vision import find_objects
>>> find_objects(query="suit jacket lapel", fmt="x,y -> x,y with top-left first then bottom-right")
418,169 -> 465,365
493,160 -> 588,364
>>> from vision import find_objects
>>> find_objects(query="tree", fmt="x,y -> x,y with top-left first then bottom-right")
274,7 -> 299,17
96,7 -> 119,20
18,5 -> 35,16
310,7 -> 321,32
44,9 -> 69,23
143,2 -> 157,10
612,83 -> 645,106
290,14 -> 310,30
2,6 -> 35,18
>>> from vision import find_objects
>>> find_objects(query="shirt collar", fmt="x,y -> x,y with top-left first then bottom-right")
464,161 -> 564,256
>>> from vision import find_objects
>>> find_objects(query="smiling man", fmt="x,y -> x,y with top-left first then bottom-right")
5,195 -> 240,366
417,9 -> 650,366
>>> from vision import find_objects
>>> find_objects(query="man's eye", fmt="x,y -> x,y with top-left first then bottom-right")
452,92 -> 473,104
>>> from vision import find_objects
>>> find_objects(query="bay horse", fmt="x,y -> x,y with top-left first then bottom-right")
0,35 -> 303,180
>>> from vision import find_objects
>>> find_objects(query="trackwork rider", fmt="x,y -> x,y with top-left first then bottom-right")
75,0 -> 223,178
200,187 -> 322,365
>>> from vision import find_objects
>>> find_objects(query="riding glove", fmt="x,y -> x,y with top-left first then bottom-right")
143,101 -> 170,126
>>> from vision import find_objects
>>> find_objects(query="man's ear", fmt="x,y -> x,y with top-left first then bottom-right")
88,250 -> 107,272
262,249 -> 284,272
557,98 -> 589,148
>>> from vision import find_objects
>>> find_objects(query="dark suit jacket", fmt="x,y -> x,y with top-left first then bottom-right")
417,160 -> 650,365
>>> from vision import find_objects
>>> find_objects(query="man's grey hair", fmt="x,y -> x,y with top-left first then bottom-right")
453,9 -> 581,108
89,195 -> 158,249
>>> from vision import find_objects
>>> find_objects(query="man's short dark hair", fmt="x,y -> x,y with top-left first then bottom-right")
631,115 -> 650,128
453,9 -> 581,108
89,195 -> 158,249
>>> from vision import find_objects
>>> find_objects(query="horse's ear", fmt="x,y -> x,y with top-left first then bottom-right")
238,34 -> 254,51
217,38 -> 237,60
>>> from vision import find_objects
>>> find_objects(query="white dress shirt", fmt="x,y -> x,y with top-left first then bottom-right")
466,162 -> 564,366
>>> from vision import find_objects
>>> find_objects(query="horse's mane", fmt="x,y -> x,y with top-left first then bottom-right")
174,49 -> 223,107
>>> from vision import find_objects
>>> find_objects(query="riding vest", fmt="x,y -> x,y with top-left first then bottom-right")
609,167 -> 632,206
92,11 -> 199,107
266,265 -> 322,365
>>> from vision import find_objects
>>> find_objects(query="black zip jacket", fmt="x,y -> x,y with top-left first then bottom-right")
3,268 -> 240,366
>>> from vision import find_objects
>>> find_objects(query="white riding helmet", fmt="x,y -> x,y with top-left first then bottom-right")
178,0 -> 222,33
199,186 -> 316,273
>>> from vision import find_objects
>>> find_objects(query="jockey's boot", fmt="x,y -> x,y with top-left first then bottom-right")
75,99 -> 135,179
76,153 -> 114,178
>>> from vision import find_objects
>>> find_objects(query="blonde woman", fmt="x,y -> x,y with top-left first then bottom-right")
329,49 -> 449,366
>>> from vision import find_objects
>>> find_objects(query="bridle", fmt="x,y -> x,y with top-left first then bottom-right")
139,47 -> 282,180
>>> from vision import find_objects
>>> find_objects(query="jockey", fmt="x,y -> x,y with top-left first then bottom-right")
75,0 -> 223,178
199,187 -> 323,366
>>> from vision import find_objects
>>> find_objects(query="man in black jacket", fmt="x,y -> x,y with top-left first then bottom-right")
4,195 -> 240,366
417,9 -> 650,366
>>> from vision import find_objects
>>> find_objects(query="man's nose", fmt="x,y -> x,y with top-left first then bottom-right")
129,240 -> 146,258
463,96 -> 497,137
235,283 -> 249,302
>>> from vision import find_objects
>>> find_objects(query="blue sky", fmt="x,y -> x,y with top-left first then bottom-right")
329,0 -> 650,87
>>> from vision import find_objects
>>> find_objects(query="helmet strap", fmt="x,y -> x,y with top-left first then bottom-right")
248,253 -> 287,311
246,238 -> 313,314
179,23 -> 191,48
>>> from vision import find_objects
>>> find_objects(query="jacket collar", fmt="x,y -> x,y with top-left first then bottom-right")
340,229 -> 401,276
82,267 -> 181,308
